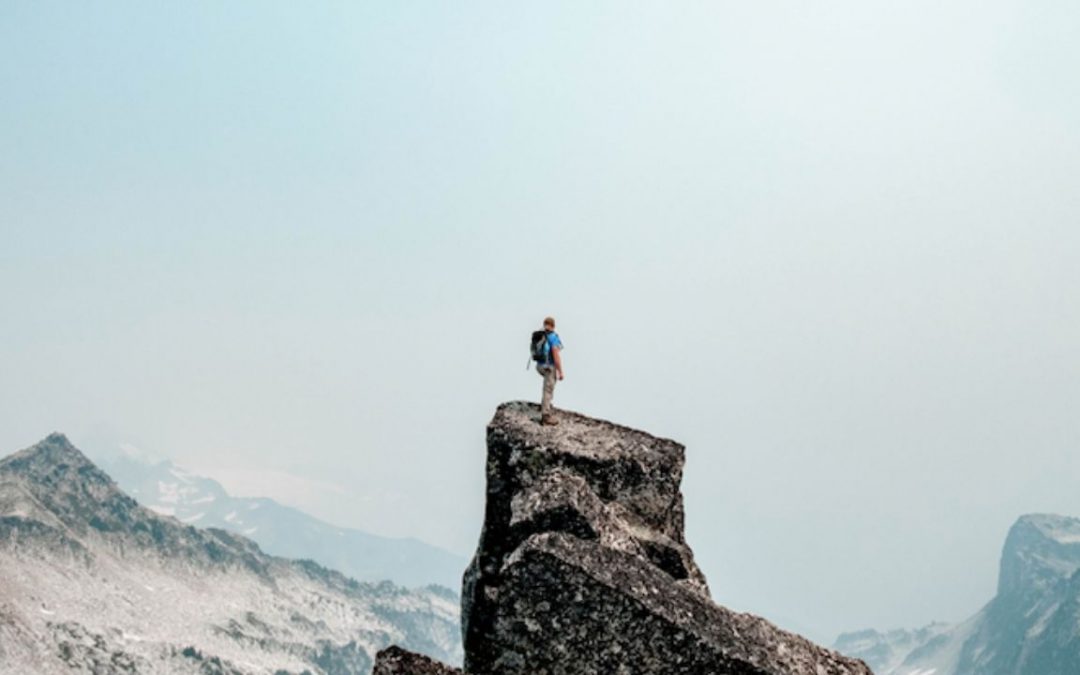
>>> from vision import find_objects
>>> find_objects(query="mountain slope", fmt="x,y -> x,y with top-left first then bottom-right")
833,623 -> 955,674
0,433 -> 462,675
835,513 -> 1080,675
99,453 -> 466,590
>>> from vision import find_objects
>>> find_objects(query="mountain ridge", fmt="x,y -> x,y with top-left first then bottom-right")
0,433 -> 462,674
97,447 -> 467,590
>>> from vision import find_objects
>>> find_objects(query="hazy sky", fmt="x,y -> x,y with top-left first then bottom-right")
3,1 -> 1079,642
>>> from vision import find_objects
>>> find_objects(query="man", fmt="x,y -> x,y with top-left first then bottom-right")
536,316 -> 564,425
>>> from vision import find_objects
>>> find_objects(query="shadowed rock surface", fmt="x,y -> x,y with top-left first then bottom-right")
452,401 -> 873,675
374,646 -> 464,675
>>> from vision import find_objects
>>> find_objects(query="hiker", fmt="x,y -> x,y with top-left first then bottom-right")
529,317 -> 564,425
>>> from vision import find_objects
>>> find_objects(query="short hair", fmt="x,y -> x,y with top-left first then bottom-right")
543,316 -> 556,328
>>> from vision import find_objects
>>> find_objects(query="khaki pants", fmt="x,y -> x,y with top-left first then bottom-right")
537,365 -> 556,417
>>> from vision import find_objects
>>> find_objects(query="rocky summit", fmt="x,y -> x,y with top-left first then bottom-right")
376,401 -> 872,675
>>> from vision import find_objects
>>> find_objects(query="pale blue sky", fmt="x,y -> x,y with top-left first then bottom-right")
3,1 -> 1079,642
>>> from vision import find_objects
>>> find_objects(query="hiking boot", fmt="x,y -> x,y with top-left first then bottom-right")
540,414 -> 559,426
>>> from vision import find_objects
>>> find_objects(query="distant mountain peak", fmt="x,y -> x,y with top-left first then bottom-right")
3,432 -> 92,467
43,430 -> 73,445
836,512 -> 1080,675
0,434 -> 163,550
997,512 -> 1080,600
0,433 -> 113,491
1014,512 -> 1080,541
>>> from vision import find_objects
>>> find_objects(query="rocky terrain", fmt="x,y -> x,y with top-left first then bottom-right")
373,646 -> 463,675
100,453 -> 466,590
0,433 -> 462,674
376,401 -> 873,675
835,513 -> 1080,675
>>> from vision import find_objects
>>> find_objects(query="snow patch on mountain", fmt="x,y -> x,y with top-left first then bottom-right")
0,433 -> 463,675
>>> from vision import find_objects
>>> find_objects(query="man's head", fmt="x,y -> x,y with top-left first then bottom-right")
543,316 -> 556,331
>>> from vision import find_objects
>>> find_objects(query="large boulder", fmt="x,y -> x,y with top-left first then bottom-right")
460,401 -> 873,675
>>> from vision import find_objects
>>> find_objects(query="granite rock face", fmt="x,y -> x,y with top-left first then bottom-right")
458,401 -> 873,675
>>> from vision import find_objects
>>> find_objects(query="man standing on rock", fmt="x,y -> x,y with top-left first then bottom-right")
535,316 -> 564,425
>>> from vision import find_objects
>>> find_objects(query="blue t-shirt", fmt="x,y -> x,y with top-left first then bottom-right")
542,331 -> 563,365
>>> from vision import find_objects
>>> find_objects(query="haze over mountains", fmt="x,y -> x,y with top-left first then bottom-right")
835,513 -> 1080,675
97,452 -> 467,591
0,434 -> 462,674
4,420 -> 1079,674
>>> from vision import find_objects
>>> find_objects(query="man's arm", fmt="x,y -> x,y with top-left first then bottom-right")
552,346 -> 564,380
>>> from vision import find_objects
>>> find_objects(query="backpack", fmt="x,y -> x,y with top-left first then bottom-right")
529,330 -> 549,367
